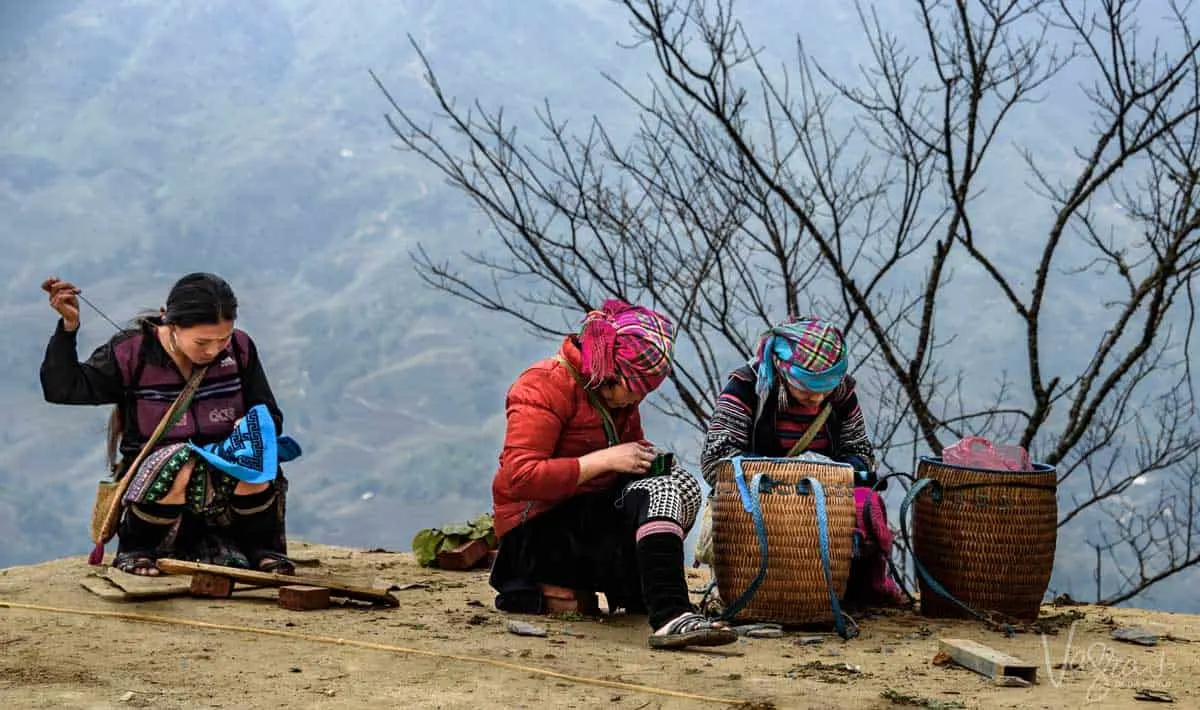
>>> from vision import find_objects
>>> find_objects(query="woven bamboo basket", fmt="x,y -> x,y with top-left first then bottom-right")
711,458 -> 855,624
912,456 -> 1058,621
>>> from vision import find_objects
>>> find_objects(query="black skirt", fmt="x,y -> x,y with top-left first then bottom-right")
489,480 -> 648,614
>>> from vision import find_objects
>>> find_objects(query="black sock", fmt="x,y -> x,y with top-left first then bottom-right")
117,502 -> 182,553
230,485 -> 286,560
231,487 -> 276,514
636,528 -> 693,629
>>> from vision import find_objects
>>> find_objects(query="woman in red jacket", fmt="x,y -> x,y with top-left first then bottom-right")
489,300 -> 736,650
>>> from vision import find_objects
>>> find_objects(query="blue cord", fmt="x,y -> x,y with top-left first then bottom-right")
804,475 -> 851,639
900,477 -> 994,625
721,460 -> 767,620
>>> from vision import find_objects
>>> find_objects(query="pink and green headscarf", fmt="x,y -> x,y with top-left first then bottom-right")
753,316 -> 848,397
579,299 -> 675,395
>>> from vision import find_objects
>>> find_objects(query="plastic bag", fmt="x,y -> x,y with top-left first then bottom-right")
943,436 -> 1031,471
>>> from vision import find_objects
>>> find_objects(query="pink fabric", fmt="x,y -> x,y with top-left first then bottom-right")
579,300 -> 675,395
635,519 -> 684,542
853,488 -> 902,600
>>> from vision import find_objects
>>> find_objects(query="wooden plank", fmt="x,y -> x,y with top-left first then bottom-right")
80,573 -> 191,602
104,568 -> 194,596
80,576 -> 138,601
154,559 -> 399,607
938,638 -> 1038,684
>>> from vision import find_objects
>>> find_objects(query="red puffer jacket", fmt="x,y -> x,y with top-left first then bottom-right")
491,336 -> 645,537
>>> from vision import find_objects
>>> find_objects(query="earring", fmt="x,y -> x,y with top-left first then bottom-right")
168,330 -> 179,354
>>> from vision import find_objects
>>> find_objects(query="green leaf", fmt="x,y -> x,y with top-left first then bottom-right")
467,513 -> 495,540
411,528 -> 444,567
440,522 -> 474,537
438,535 -> 467,553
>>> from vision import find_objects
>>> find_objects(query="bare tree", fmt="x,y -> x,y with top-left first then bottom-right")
372,0 -> 1200,605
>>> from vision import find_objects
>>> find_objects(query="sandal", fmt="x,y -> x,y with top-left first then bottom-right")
252,551 -> 295,576
113,551 -> 161,576
648,612 -> 738,650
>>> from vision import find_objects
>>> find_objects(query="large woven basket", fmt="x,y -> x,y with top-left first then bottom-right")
912,456 -> 1058,621
711,458 -> 855,625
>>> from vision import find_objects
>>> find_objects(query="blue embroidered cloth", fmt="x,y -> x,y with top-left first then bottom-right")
188,404 -> 301,484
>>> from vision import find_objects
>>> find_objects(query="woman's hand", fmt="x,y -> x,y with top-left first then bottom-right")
42,277 -> 81,332
578,441 -> 657,482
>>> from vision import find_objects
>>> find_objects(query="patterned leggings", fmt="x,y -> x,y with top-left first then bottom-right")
617,465 -> 704,530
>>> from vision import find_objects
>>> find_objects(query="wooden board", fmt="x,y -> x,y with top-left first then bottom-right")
939,638 -> 1038,684
154,559 -> 399,607
80,570 -> 193,602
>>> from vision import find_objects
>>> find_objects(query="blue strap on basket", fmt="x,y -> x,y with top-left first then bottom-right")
899,477 -> 997,627
722,462 -> 767,621
722,456 -> 855,639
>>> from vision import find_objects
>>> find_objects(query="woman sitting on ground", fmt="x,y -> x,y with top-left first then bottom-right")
40,273 -> 297,576
699,315 -> 901,605
700,315 -> 875,484
489,299 -> 737,650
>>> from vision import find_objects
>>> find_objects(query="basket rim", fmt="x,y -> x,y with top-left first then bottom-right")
919,455 -> 1054,475
719,455 -> 855,470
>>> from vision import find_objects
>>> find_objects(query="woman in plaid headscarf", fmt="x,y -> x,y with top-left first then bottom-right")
489,299 -> 736,650
699,315 -> 875,485
698,316 -> 902,606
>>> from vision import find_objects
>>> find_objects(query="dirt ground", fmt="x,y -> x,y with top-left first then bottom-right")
1,541 -> 1196,709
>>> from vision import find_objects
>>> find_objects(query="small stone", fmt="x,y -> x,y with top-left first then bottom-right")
290,667 -> 302,673
507,620 -> 548,637
1112,626 -> 1159,646
795,636 -> 825,646
120,691 -> 135,702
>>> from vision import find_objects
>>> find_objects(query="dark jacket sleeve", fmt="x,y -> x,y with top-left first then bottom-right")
699,368 -> 758,487
239,334 -> 284,431
40,320 -> 124,405
829,376 -> 876,471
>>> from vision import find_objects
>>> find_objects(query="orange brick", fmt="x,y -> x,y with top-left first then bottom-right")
436,539 -> 489,570
539,584 -> 599,615
278,585 -> 331,611
189,572 -> 233,598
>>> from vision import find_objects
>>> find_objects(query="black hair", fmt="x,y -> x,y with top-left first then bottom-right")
162,272 -> 238,327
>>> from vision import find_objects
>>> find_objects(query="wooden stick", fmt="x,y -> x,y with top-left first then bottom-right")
154,559 -> 399,607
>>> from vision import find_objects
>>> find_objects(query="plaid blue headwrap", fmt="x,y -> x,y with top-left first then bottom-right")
753,317 -> 848,397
